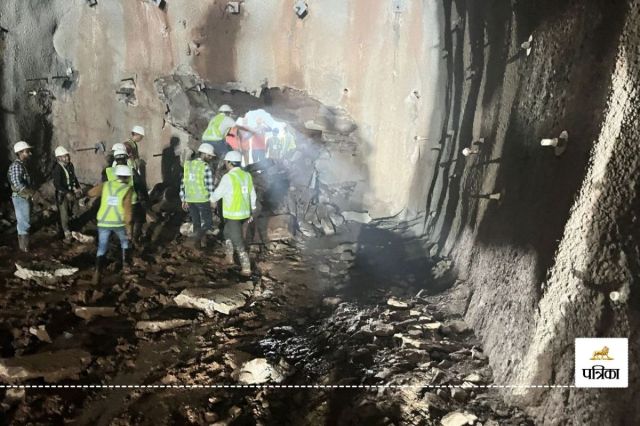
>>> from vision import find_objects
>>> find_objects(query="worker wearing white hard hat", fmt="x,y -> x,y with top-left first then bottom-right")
8,141 -> 35,252
87,163 -> 135,285
209,151 -> 257,276
123,124 -> 152,245
180,143 -> 216,248
52,146 -> 83,241
201,105 -> 255,159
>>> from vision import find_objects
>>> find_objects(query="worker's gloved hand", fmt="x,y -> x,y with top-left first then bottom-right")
247,215 -> 255,224
182,202 -> 189,212
18,188 -> 36,199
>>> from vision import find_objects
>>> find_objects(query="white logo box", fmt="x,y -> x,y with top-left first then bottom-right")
575,338 -> 628,388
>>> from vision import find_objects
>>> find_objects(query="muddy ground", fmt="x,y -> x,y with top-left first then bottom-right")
0,210 -> 534,426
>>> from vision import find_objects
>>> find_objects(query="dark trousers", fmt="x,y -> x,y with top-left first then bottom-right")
189,202 -> 213,238
206,140 -> 232,158
224,219 -> 246,252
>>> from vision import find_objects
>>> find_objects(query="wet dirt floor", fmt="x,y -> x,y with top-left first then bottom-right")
0,218 -> 533,425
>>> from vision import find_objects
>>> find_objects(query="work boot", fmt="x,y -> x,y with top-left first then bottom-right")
63,231 -> 72,242
18,235 -> 29,253
92,256 -> 106,285
238,251 -> 251,276
224,239 -> 234,265
199,235 -> 207,249
122,248 -> 133,273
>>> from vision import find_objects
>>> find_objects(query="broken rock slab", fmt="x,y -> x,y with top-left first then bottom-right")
0,349 -> 91,383
136,319 -> 192,333
15,261 -> 78,282
235,358 -> 290,384
174,282 -> 254,316
342,211 -> 372,224
74,306 -> 117,321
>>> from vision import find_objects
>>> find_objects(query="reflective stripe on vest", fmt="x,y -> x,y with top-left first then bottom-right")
202,113 -> 226,141
183,159 -> 209,203
106,166 -> 137,204
97,180 -> 130,228
223,168 -> 253,220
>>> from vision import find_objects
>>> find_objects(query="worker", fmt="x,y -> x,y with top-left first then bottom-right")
124,126 -> 145,172
88,165 -> 134,285
202,105 -> 237,157
123,126 -> 152,245
247,117 -> 270,163
180,143 -> 216,248
52,146 -> 83,241
210,151 -> 257,276
267,124 -> 297,160
7,141 -> 36,252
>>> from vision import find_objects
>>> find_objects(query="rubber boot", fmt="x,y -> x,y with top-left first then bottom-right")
92,256 -> 106,285
224,239 -> 234,265
122,248 -> 133,274
133,222 -> 144,246
238,250 -> 251,276
18,235 -> 30,253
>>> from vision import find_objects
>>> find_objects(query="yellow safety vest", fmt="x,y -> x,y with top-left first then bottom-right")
97,180 -> 131,228
183,159 -> 209,203
105,166 -> 138,204
223,168 -> 253,220
202,113 -> 227,141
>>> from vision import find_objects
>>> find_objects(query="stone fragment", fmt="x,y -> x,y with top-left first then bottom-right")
387,297 -> 411,309
135,319 -> 192,333
235,358 -> 289,384
28,325 -> 52,343
71,231 -> 94,244
424,322 -> 443,330
341,211 -> 372,224
179,222 -> 194,236
74,306 -> 117,321
440,411 -> 478,426
451,388 -> 469,402
14,261 -> 78,282
174,282 -> 254,316
463,373 -> 483,383
372,322 -> 395,337
446,319 -> 471,334
423,392 -> 448,416
0,349 -> 91,382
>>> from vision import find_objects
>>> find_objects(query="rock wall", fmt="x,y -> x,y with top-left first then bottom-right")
0,0 -> 446,219
428,0 -> 639,423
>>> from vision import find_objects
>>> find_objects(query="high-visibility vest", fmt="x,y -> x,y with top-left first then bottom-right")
105,165 -> 138,204
97,180 -> 131,228
183,159 -> 209,203
202,113 -> 227,141
223,168 -> 253,220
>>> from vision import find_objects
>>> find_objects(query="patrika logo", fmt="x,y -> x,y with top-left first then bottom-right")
575,338 -> 628,388
590,346 -> 613,360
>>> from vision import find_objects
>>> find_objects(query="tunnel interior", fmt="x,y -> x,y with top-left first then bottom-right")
0,0 -> 639,424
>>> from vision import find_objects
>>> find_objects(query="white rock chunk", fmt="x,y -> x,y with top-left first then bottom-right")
174,282 -> 254,316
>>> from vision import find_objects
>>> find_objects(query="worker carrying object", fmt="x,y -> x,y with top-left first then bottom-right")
202,105 -> 255,159
209,151 -> 257,276
52,146 -> 83,242
87,165 -> 135,285
7,141 -> 36,253
180,143 -> 216,249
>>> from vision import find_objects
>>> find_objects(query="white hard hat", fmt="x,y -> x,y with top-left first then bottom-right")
111,142 -> 126,152
218,104 -> 233,113
224,151 -> 243,163
14,141 -> 32,153
198,143 -> 215,156
115,165 -> 133,177
131,125 -> 145,136
54,146 -> 70,157
113,148 -> 128,157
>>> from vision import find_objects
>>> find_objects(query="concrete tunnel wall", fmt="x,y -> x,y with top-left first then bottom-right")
0,0 -> 447,220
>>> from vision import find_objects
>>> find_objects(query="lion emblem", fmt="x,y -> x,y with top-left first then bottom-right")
590,346 -> 613,360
